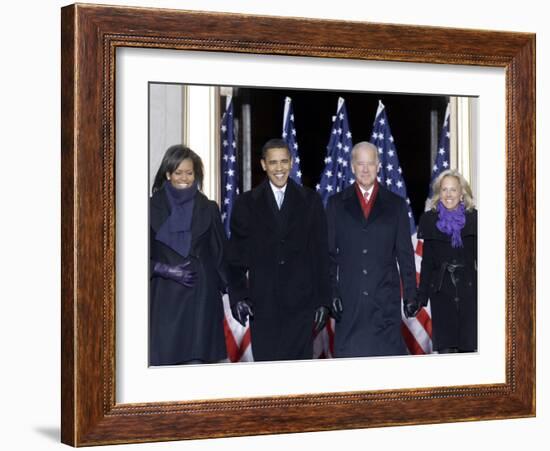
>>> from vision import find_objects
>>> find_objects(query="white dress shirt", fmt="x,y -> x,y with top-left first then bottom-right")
269,182 -> 287,209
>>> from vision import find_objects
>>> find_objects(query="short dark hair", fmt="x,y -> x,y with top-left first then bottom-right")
261,138 -> 290,160
152,144 -> 204,194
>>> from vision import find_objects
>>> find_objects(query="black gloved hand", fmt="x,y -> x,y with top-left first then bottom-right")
231,300 -> 254,327
403,298 -> 420,318
330,297 -> 343,322
152,261 -> 197,288
313,306 -> 329,333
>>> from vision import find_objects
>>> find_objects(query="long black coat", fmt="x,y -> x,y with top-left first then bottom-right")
326,184 -> 417,358
149,187 -> 227,365
227,179 -> 331,361
417,209 -> 477,352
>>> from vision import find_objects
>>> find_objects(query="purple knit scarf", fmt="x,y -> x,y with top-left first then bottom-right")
436,201 -> 466,248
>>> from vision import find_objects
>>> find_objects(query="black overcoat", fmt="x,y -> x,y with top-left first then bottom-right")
417,209 -> 477,352
227,179 -> 331,361
326,184 -> 417,358
149,187 -> 227,365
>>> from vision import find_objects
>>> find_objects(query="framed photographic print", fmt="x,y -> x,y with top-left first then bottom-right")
61,3 -> 535,446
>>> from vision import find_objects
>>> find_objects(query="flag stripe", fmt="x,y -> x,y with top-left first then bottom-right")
415,307 -> 433,338
401,323 -> 426,355
223,317 -> 240,361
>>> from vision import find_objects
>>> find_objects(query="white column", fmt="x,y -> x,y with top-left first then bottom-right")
148,83 -> 184,194
184,85 -> 220,203
450,96 -> 478,202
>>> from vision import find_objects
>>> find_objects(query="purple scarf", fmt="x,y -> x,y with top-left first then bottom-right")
436,201 -> 466,248
155,181 -> 197,257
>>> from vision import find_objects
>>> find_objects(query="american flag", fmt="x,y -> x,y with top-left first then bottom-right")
313,97 -> 354,359
222,294 -> 253,362
370,101 -> 415,234
428,102 -> 451,202
220,96 -> 253,362
316,97 -> 354,207
220,97 -> 239,238
370,100 -> 433,355
282,97 -> 302,185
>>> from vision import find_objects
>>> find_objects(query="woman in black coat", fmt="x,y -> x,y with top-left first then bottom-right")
149,145 -> 228,365
417,169 -> 477,353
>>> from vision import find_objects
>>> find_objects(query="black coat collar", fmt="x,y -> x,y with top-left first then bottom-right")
250,178 -> 306,236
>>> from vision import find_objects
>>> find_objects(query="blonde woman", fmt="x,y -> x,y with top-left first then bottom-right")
417,169 -> 477,353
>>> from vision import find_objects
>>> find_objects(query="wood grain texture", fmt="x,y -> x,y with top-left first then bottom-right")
60,5 -> 76,446
60,3 -> 536,446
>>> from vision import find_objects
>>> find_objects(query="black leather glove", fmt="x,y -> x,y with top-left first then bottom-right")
231,300 -> 254,327
419,296 -> 428,308
152,261 -> 197,288
330,297 -> 343,322
403,298 -> 420,318
313,306 -> 329,333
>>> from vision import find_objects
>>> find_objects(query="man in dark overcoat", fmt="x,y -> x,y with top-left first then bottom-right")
326,142 -> 417,358
227,139 -> 331,361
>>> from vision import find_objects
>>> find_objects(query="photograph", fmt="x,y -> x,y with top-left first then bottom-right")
147,83 -> 478,366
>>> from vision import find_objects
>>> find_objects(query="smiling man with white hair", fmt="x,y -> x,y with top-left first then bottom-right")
326,141 -> 418,358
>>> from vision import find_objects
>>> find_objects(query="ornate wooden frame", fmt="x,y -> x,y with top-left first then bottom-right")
61,3 -> 535,446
